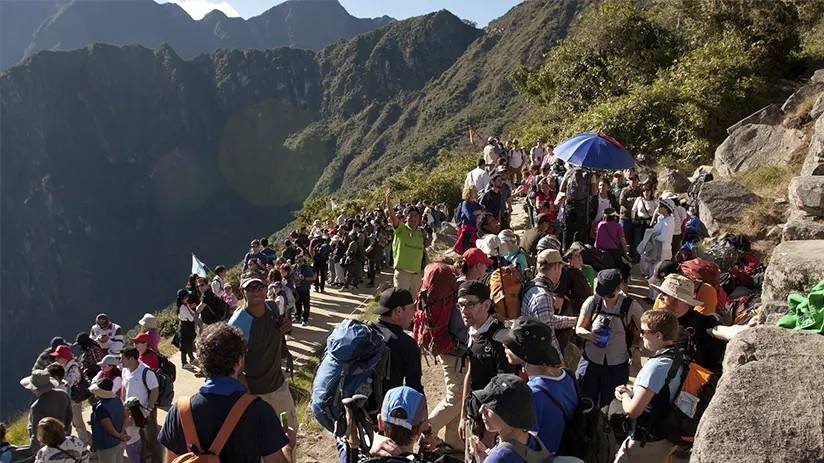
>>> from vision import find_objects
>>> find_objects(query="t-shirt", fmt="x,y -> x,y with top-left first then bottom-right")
229,308 -> 285,394
293,264 -> 315,293
594,221 -> 625,250
580,295 -> 644,366
485,434 -> 543,463
504,248 -> 529,275
139,349 -> 160,370
629,349 -> 683,439
465,167 -> 490,193
122,362 -> 159,408
529,372 -> 578,454
461,200 -> 483,227
91,397 -> 125,450
373,319 -> 424,393
392,222 -> 426,273
531,146 -> 547,165
159,392 -> 288,463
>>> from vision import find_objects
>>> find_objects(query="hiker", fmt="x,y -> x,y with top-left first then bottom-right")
631,182 -> 657,257
49,345 -> 92,446
34,418 -> 89,463
224,283 -> 239,311
520,250 -> 578,362
518,165 -> 542,227
176,289 -> 203,371
456,248 -> 493,284
337,386 -> 431,463
652,274 -> 756,372
612,310 -> 682,462
260,238 -> 278,265
611,171 -> 626,198
618,174 -> 642,261
475,216 -> 504,267
159,323 -> 290,463
520,213 -> 551,257
197,276 -> 230,323
589,179 -> 619,240
279,263 -> 299,319
89,378 -> 127,463
74,332 -> 106,380
494,318 -> 578,454
386,190 -> 428,296
228,270 -> 297,462
330,235 -> 344,286
508,139 -> 527,185
453,186 -> 483,254
21,370 -> 72,453
372,288 -> 424,393
660,192 -> 687,257
132,333 -> 160,370
534,176 -> 560,222
558,166 -> 592,250
479,174 -> 505,225
645,199 -> 676,301
243,239 -> 264,271
33,337 -> 69,371
343,232 -> 361,290
594,208 -> 631,280
465,158 -> 490,199
47,363 -> 71,398
311,234 -> 332,292
498,229 -> 528,274
138,314 -> 160,352
121,346 -> 163,463
282,240 -> 299,264
574,269 -> 644,409
456,281 -> 518,459
292,254 -> 316,326
564,242 -> 595,290
530,138 -> 547,168
650,260 -> 718,315
92,355 -> 123,398
210,265 -> 227,298
366,230 -> 383,287
91,313 -> 124,355
484,137 -> 500,169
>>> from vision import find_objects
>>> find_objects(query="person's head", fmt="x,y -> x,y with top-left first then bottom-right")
658,199 -> 674,217
641,182 -> 653,197
121,346 -> 140,370
97,355 -> 119,373
176,289 -> 190,307
563,242 -> 585,269
139,313 -> 157,330
595,269 -> 622,301
603,207 -> 619,222
462,186 -> 477,202
457,280 -> 493,329
131,332 -> 151,354
537,249 -> 566,284
477,158 -> 486,169
95,313 -> 111,329
240,270 -> 267,307
477,212 -> 500,235
284,239 -> 293,248
460,248 -> 493,280
378,386 -> 428,449
535,213 -> 551,233
613,171 -> 624,184
640,310 -> 679,351
372,288 -> 416,329
214,265 -> 227,277
46,363 -> 65,383
36,417 -> 66,447
598,179 -> 609,196
279,263 -> 292,277
494,317 -> 562,368
49,337 -> 68,353
404,206 -> 421,229
89,377 -> 116,400
49,345 -> 73,366
250,239 -> 261,252
497,229 -> 519,252
653,274 -> 702,317
73,332 -> 95,351
196,277 -> 209,294
628,175 -> 639,187
541,164 -> 552,176
490,174 -> 502,190
196,323 -> 245,378
650,260 -> 680,286
20,370 -> 58,397
474,374 -> 535,433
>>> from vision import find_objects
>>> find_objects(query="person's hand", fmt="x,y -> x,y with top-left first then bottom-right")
470,435 -> 488,462
553,296 -> 564,311
747,316 -> 761,328
370,434 -> 400,457
120,432 -> 130,442
279,316 -> 293,333
615,385 -> 630,401
458,418 -> 466,441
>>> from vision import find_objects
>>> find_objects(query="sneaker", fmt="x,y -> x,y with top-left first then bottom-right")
301,320 -> 308,326
182,363 -> 194,371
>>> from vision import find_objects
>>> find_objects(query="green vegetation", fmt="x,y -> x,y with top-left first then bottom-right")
6,413 -> 28,445
726,162 -> 804,239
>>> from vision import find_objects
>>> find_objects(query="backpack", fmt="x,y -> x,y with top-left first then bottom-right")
680,259 -> 720,286
156,351 -> 177,382
738,251 -> 759,275
489,265 -> 523,320
200,291 -> 229,325
499,438 -> 584,463
171,394 -> 256,463
311,319 -> 389,432
703,240 -> 738,272
591,296 -> 636,357
413,263 -> 460,356
69,364 -> 92,403
580,245 -> 615,272
535,369 -> 616,463
687,172 -> 713,207
142,363 -> 174,410
566,168 -> 590,202
519,246 -> 537,280
314,242 -> 332,262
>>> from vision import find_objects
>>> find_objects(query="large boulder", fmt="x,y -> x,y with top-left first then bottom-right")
725,104 -> 784,134
783,215 -> 824,241
801,114 -> 824,176
811,93 -> 824,120
697,179 -> 759,235
780,80 -> 824,114
788,176 -> 824,217
714,124 -> 807,177
762,240 -> 824,302
692,327 -> 824,463
660,168 -> 691,193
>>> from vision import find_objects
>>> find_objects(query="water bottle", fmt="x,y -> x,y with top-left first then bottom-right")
594,317 -> 611,349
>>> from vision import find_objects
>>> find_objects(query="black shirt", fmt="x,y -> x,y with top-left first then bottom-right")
467,319 -> 518,390
373,319 -> 424,394
480,189 -> 504,221
521,228 -> 546,256
676,309 -> 723,371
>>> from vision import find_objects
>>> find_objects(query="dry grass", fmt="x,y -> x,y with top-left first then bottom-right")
5,412 -> 29,446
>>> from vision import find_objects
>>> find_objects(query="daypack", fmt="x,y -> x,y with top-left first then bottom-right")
314,242 -> 332,262
489,264 -> 523,320
413,263 -> 459,356
142,364 -> 174,410
687,172 -> 713,206
499,438 -> 585,463
738,251 -> 759,275
580,245 -> 616,272
592,296 -> 636,357
171,394 -> 256,463
566,168 -> 590,202
519,246 -> 537,280
536,369 -> 616,463
680,259 -> 720,286
311,319 -> 390,432
69,364 -> 92,403
703,240 -> 738,272
157,351 -> 177,382
200,291 -> 229,325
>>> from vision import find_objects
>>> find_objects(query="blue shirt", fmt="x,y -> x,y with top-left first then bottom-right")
293,264 -> 315,293
460,200 -> 482,227
91,397 -> 125,451
485,434 -> 543,463
529,372 -> 578,454
629,349 -> 682,439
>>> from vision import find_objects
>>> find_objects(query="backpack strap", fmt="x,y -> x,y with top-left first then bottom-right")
177,396 -> 203,454
207,394 -> 257,455
534,385 -> 570,423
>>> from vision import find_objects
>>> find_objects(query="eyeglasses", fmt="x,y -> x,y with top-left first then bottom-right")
245,284 -> 266,292
456,300 -> 479,310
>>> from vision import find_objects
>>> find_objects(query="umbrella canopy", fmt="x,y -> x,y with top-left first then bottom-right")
554,132 -> 635,170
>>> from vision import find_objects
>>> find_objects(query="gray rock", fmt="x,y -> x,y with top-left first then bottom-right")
692,327 -> 824,463
783,216 -> 824,241
762,240 -> 824,302
811,93 -> 824,120
802,114 -> 824,176
698,179 -> 759,235
714,124 -> 807,177
813,68 -> 824,84
660,168 -> 691,193
690,165 -> 713,181
787,176 -> 824,217
726,104 -> 784,134
780,81 -> 824,113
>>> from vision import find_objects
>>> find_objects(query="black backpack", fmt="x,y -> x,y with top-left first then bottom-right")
200,290 -> 229,324
535,369 -> 617,463
315,242 -> 332,262
591,295 -> 636,357
566,168 -> 590,202
142,355 -> 175,410
69,363 -> 92,403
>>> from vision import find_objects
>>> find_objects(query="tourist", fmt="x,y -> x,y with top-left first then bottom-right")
371,288 -> 424,393
74,332 -> 106,380
121,347 -> 163,463
47,363 -> 71,398
21,371 -> 72,454
645,199 -> 675,301
211,265 -> 227,298
33,337 -> 69,371
521,213 -> 552,257
618,175 -> 642,261
386,190 -> 428,295
530,138 -> 547,168
131,333 -> 159,371
291,254 -> 316,326
92,355 -> 123,398
631,182 -> 657,258
594,207 -> 630,280
479,174 -> 505,225
33,418 -> 88,463
483,137 -> 500,169
90,313 -> 124,355
49,345 -> 92,445
138,314 -> 160,353
455,248 -> 493,284
243,239 -> 263,271
498,229 -> 528,274
589,179 -> 618,240
89,378 -> 127,463
224,283 -> 239,311
453,185 -> 483,254
176,289 -> 202,370
282,240 -> 299,264
564,242 -> 595,290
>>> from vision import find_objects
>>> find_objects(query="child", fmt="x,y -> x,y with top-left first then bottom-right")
223,283 -> 238,311
271,281 -> 287,317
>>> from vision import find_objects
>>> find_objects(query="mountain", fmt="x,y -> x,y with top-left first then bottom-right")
0,0 -> 393,69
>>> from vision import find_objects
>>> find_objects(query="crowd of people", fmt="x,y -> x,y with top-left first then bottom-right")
6,133 -> 759,463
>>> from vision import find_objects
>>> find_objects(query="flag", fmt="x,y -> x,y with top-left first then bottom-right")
469,126 -> 479,145
330,198 -> 338,209
191,253 -> 210,277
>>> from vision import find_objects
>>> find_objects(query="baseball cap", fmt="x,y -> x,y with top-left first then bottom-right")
97,355 -> 119,367
537,249 -> 565,267
595,269 -> 622,297
457,280 -> 490,301
472,374 -> 535,430
49,345 -> 73,361
177,289 -> 190,298
493,317 -> 561,366
240,270 -> 266,289
50,337 -> 68,350
131,332 -> 151,344
462,248 -> 493,267
372,288 -> 415,315
381,386 -> 428,430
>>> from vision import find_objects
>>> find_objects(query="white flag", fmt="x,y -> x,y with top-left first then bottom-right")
191,253 -> 209,277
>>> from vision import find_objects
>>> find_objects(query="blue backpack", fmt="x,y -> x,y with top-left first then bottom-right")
311,319 -> 390,432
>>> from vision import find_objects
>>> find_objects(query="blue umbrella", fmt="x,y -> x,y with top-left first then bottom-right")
553,132 -> 635,170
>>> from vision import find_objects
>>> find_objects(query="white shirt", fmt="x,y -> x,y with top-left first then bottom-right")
531,146 -> 546,165
483,144 -> 499,166
178,302 -> 195,322
509,148 -> 526,169
122,362 -> 158,408
90,323 -> 124,354
594,195 -> 611,222
652,215 -> 675,261
465,167 -> 490,194
211,275 -> 225,298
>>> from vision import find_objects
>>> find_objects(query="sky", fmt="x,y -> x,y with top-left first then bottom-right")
157,0 -> 522,27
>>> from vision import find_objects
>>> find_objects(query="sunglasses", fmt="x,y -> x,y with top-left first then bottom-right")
245,283 -> 266,292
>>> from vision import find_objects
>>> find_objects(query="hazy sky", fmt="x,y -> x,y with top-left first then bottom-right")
157,0 -> 522,26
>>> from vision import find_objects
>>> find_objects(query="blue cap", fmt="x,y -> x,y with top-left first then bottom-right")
381,386 -> 428,430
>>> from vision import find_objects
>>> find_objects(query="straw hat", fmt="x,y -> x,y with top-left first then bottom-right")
650,274 -> 702,306
139,313 -> 157,329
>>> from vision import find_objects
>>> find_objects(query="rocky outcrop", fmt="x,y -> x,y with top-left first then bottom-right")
788,176 -> 824,216
725,104 -> 784,134
812,94 -> 824,120
762,240 -> 824,301
659,168 -> 691,193
697,179 -> 759,235
783,214 -> 824,241
802,114 -> 824,176
692,327 -> 824,463
714,124 -> 807,177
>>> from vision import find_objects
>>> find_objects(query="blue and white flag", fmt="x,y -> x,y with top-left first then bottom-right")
191,253 -> 210,277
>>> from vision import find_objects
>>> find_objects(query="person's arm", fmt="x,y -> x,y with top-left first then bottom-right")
616,385 -> 656,419
100,416 -> 126,440
575,305 -> 596,342
148,387 -> 159,410
303,269 -> 317,283
385,190 -> 399,228
405,344 -> 424,394
710,324 -> 752,341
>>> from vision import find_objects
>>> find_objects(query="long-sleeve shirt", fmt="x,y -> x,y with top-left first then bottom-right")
28,389 -> 72,452
520,278 -> 578,360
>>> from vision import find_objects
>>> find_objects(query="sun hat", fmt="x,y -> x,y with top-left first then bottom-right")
463,248 -> 493,267
493,317 -> 561,366
97,355 -> 119,367
49,345 -> 73,361
651,274 -> 702,307
381,386 -> 428,430
537,249 -> 566,267
658,198 -> 675,213
139,313 -> 157,329
20,370 -> 58,393
372,288 -> 415,315
564,242 -> 585,259
472,374 -> 535,430
89,378 -> 116,399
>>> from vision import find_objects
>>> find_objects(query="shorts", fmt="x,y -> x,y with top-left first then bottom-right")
256,380 -> 298,434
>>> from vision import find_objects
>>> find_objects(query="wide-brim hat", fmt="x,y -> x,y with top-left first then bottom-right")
20,370 -> 58,393
651,274 -> 702,307
139,313 -> 157,329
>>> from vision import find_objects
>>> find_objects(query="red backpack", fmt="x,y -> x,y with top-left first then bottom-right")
413,263 -> 458,355
681,259 -> 720,286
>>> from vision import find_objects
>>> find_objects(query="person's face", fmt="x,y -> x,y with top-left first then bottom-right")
487,218 -> 501,234
503,345 -> 525,366
135,341 -> 147,354
122,356 -> 138,371
97,318 -> 109,329
102,363 -> 113,372
613,175 -> 623,185
544,262 -> 563,284
243,282 -> 266,305
641,323 -> 664,351
56,357 -> 68,366
658,205 -> 669,215
251,243 -> 261,252
599,182 -> 608,195
568,252 -> 583,268
480,405 -> 506,433
458,296 -> 489,328
643,188 -> 652,198
280,268 -> 288,278
406,211 -> 420,228
197,281 -> 208,293
629,178 -> 638,188
396,303 -> 416,329
494,177 -> 503,188
225,287 -> 233,295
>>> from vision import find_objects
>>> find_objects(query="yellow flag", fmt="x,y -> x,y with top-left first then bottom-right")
469,126 -> 479,145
